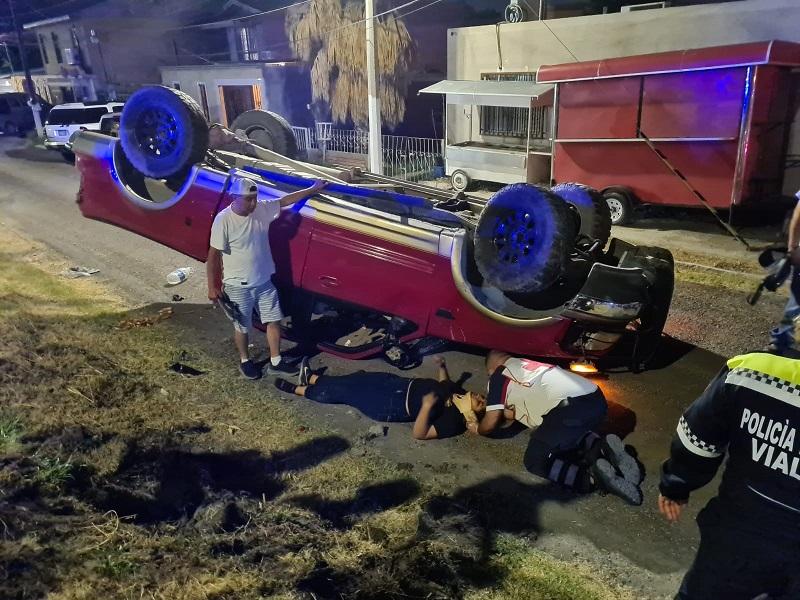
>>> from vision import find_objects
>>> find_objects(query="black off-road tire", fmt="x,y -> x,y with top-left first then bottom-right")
552,182 -> 612,245
230,110 -> 299,159
120,85 -> 209,179
474,183 -> 578,293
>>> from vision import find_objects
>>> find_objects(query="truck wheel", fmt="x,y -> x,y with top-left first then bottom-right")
120,85 -> 209,179
603,188 -> 634,226
474,183 -> 578,293
230,110 -> 299,160
552,182 -> 611,245
451,170 -> 471,192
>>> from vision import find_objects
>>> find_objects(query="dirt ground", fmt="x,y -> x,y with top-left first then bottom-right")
1,139 -> 792,598
0,227 -> 641,600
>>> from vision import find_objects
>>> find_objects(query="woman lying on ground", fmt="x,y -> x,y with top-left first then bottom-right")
274,356 -> 486,440
479,350 -> 644,505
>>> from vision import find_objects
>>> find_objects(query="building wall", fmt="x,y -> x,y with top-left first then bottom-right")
80,18 -> 177,98
447,0 -> 800,194
28,17 -> 179,102
160,64 -> 266,125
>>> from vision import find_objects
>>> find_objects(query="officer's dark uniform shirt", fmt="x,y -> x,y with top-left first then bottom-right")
660,352 -> 800,526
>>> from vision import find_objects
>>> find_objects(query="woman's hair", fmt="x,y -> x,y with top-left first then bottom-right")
449,392 -> 480,426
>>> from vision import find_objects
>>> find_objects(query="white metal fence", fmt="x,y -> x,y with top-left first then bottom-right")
291,126 -> 444,182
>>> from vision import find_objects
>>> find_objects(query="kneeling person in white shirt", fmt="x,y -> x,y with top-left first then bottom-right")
206,175 -> 327,379
480,350 -> 644,505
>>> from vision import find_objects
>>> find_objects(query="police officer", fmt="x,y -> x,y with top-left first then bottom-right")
659,352 -> 800,599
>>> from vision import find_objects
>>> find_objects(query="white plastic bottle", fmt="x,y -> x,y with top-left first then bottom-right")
166,267 -> 193,285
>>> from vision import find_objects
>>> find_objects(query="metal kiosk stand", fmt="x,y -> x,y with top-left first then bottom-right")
420,80 -> 554,191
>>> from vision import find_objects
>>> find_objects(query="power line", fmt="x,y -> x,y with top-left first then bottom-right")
515,0 -> 579,62
180,0 -> 312,30
394,0 -> 447,20
230,0 -> 312,22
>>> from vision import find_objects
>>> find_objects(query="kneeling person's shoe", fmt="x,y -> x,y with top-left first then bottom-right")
601,434 -> 642,484
267,359 -> 299,376
239,360 -> 261,380
591,458 -> 643,506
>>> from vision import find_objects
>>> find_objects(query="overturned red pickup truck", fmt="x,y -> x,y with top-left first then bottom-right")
74,86 -> 674,368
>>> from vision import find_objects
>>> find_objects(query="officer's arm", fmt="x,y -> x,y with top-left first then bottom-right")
659,368 -> 733,502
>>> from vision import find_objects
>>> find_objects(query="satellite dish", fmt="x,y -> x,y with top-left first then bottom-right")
504,2 -> 527,23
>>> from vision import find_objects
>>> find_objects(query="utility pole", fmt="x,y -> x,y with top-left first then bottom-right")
7,0 -> 43,135
365,0 -> 383,174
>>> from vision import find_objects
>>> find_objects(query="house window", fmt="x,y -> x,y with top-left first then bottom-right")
238,25 -> 263,61
51,32 -> 63,64
479,72 -> 548,139
172,81 -> 181,90
197,82 -> 210,120
39,34 -> 49,64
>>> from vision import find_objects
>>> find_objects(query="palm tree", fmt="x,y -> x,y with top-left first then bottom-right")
286,0 -> 414,130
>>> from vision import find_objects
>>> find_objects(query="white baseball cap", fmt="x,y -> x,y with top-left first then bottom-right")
230,176 -> 258,197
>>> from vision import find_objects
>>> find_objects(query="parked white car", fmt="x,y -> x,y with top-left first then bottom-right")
44,102 -> 123,157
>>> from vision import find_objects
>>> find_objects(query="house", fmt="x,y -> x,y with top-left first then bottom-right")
160,1 -> 309,128
20,0 -> 207,104
163,0 -> 509,136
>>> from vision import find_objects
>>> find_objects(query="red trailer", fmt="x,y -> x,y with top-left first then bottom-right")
537,41 -> 800,225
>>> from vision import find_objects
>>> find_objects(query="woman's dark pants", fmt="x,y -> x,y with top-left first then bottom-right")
304,372 -> 412,422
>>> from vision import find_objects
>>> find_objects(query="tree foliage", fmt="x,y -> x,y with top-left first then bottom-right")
286,0 -> 415,130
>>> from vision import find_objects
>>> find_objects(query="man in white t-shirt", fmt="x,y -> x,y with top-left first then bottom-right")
206,175 -> 327,379
479,350 -> 644,504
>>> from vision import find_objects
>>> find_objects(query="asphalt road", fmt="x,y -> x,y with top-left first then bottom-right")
0,135 -> 736,596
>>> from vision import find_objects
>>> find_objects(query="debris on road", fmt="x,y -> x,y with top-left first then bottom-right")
166,267 -> 193,285
168,362 -> 205,377
171,294 -> 185,302
60,265 -> 99,278
116,307 -> 173,330
365,424 -> 388,440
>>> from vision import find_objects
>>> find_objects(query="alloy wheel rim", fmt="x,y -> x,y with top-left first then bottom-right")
493,212 -> 535,264
135,107 -> 179,157
607,197 -> 624,223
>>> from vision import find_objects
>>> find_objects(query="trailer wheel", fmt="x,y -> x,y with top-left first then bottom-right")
474,183 -> 577,293
552,182 -> 611,245
230,110 -> 299,159
451,170 -> 471,192
120,85 -> 209,179
603,188 -> 634,226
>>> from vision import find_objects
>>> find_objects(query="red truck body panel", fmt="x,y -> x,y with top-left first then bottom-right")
76,147 -> 576,359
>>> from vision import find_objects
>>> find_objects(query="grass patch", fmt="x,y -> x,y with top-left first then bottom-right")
0,413 -> 23,455
33,455 -> 74,491
468,536 -> 633,600
0,226 -> 634,600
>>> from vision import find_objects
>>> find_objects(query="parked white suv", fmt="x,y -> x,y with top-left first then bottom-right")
44,102 -> 123,156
